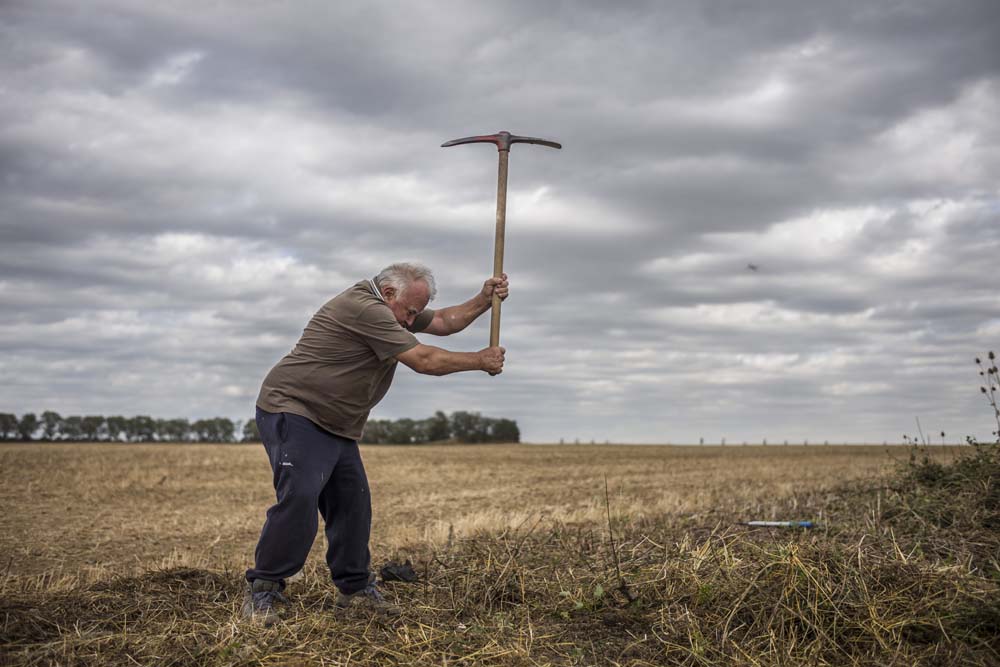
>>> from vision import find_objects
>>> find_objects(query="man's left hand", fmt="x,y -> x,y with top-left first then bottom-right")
481,273 -> 509,302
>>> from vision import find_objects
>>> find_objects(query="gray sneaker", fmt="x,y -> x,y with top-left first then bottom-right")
334,575 -> 401,617
242,578 -> 289,626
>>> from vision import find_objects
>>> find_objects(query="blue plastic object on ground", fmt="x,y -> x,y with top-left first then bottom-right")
742,520 -> 817,528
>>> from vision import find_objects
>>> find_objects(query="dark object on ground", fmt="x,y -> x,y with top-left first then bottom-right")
380,560 -> 419,583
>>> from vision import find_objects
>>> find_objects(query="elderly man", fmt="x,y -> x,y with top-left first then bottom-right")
243,262 -> 507,624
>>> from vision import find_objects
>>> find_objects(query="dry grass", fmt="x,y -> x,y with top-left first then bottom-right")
1,442 -> 996,666
0,443 -> 891,579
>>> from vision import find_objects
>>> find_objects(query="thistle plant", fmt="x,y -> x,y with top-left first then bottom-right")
974,351 -> 1000,442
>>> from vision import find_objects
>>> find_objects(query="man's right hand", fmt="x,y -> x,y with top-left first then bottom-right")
479,346 -> 506,375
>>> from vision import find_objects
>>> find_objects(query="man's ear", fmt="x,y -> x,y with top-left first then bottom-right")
382,286 -> 396,301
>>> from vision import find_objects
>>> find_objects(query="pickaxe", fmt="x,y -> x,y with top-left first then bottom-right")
441,131 -> 561,347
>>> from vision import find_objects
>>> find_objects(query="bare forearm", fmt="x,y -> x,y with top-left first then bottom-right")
398,342 -> 505,376
436,293 -> 491,335
417,346 -> 485,376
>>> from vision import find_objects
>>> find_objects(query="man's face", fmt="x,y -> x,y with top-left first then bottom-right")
384,280 -> 430,328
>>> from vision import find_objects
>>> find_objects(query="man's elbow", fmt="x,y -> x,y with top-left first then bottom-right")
430,317 -> 456,337
408,357 -> 432,375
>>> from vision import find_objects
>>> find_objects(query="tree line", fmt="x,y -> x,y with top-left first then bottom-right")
0,410 -> 519,444
360,410 -> 520,444
0,411 -> 248,443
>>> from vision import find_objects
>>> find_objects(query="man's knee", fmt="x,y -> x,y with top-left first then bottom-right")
275,472 -> 326,511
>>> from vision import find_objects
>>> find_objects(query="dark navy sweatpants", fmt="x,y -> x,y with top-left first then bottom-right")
245,407 -> 371,595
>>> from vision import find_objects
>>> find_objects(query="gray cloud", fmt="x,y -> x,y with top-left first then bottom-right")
2,0 -> 999,442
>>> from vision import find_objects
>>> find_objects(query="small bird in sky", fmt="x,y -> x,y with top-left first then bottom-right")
747,263 -> 759,271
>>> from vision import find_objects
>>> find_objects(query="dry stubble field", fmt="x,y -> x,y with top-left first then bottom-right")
1,442 -> 996,666
0,443 -> 893,578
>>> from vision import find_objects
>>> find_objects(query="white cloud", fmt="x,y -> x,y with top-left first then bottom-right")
825,382 -> 892,396
147,51 -> 204,88
650,301 -> 877,332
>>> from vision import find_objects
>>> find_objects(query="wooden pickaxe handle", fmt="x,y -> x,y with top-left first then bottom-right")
491,150 -> 509,347
440,131 -> 561,348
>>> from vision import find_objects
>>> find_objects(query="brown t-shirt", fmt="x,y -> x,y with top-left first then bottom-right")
256,279 -> 435,440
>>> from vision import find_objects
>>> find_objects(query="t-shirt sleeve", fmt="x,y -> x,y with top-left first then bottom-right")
355,304 -> 420,361
407,308 -> 435,334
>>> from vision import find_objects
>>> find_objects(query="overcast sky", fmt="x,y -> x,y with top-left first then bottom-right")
2,0 -> 999,443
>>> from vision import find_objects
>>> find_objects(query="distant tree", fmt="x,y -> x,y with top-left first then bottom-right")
40,411 -> 62,440
127,415 -> 156,442
450,411 -> 484,443
411,418 -> 432,443
105,415 -> 128,442
491,418 -> 520,443
426,411 -> 451,442
17,413 -> 39,441
191,419 -> 209,442
242,419 -> 261,442
174,418 -> 193,441
191,417 -> 235,443
217,417 -> 236,443
80,415 -> 105,441
361,420 -> 390,444
387,418 -> 418,444
159,418 -> 191,442
61,415 -> 84,440
372,420 -> 392,443
191,419 -> 214,442
123,417 -> 138,442
0,413 -> 17,440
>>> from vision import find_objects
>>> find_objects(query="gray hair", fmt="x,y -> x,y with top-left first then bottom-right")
376,262 -> 437,301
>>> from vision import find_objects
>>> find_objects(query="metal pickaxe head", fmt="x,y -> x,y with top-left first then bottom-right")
441,130 -> 562,152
